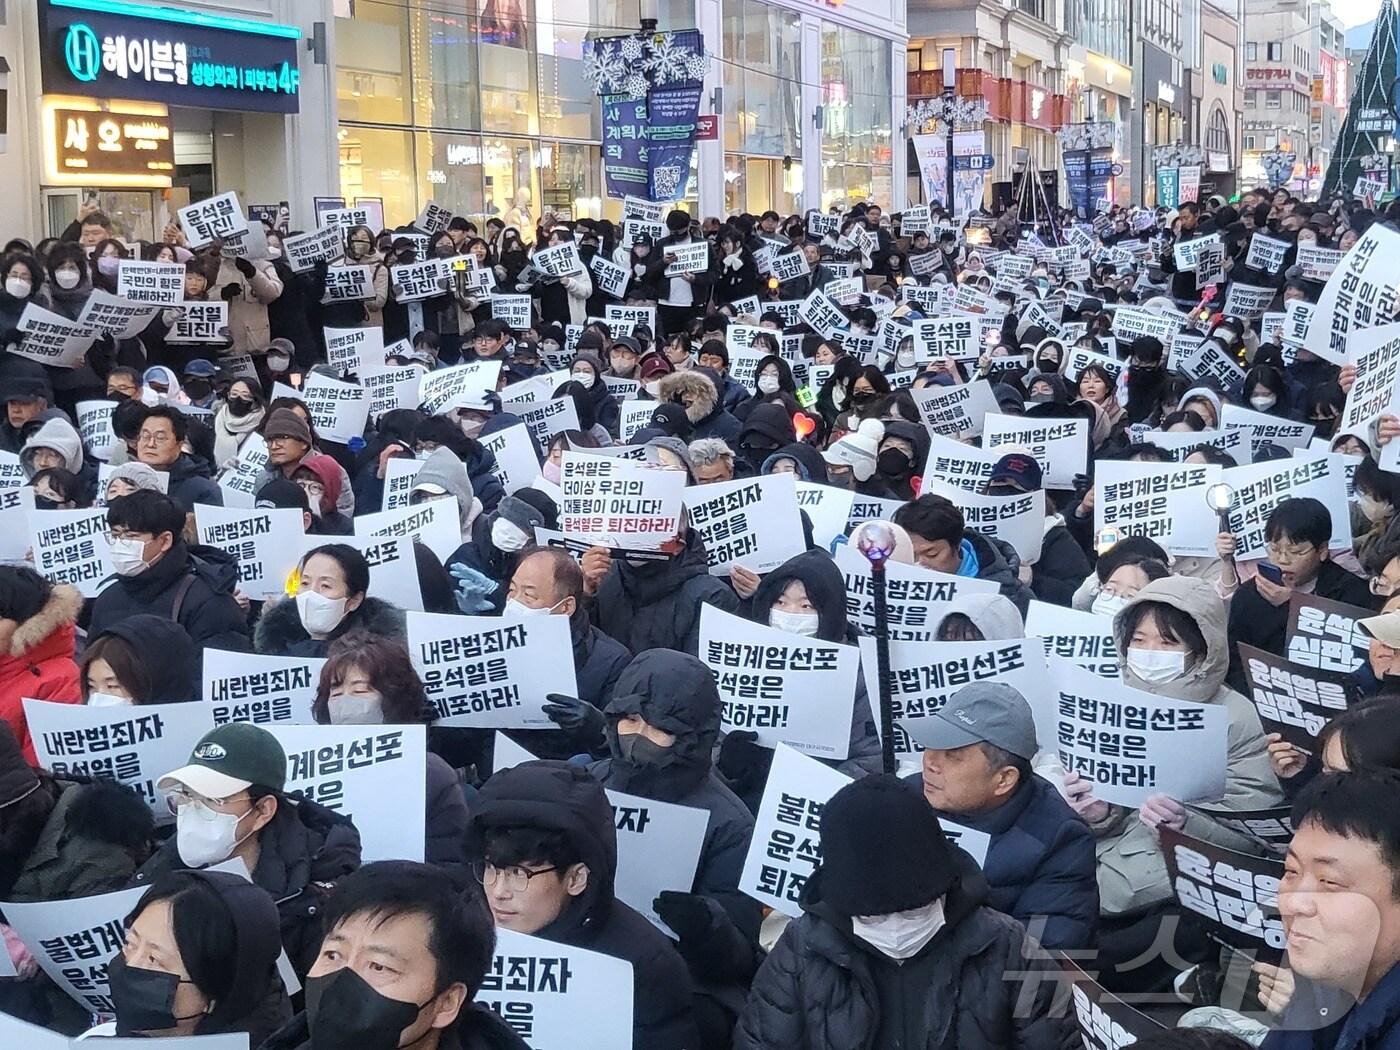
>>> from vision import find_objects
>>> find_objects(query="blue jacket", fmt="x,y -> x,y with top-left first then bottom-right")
906,770 -> 1099,950
1264,961 -> 1400,1050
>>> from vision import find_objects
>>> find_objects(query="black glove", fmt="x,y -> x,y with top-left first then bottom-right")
220,282 -> 241,301
716,731 -> 774,799
541,693 -> 605,743
233,257 -> 257,278
653,891 -> 720,945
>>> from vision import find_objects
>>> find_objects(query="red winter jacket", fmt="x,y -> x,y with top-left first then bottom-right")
0,584 -> 83,764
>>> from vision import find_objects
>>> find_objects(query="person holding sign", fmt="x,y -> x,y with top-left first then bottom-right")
256,545 -> 406,658
735,775 -> 1074,1050
263,860 -> 527,1050
210,242 -> 284,356
894,494 -> 1036,614
97,870 -> 290,1044
1066,576 -> 1282,980
469,759 -> 701,1049
907,682 -> 1099,950
983,453 -> 1091,607
135,722 -> 363,977
89,491 -> 251,652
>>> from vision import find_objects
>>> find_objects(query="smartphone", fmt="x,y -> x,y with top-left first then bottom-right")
1258,562 -> 1285,585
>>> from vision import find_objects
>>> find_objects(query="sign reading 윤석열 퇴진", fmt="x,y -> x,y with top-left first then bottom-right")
39,0 -> 302,114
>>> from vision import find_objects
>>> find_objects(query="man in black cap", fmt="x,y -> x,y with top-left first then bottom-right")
734,775 -> 1074,1050
981,452 -> 1090,607
606,334 -> 641,379
907,682 -> 1098,950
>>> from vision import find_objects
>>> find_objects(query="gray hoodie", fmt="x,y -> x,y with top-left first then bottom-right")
412,446 -> 481,540
21,416 -> 84,475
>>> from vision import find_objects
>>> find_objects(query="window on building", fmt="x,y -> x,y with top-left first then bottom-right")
1267,42 -> 1282,60
1246,41 -> 1256,61
1206,107 -> 1231,154
1245,134 -> 1255,150
1244,89 -> 1256,107
1266,89 -> 1281,109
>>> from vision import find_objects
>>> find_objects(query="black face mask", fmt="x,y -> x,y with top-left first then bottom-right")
306,966 -> 425,1050
1310,415 -> 1337,439
33,496 -> 63,511
877,448 -> 911,477
851,390 -> 877,406
227,397 -> 258,418
616,731 -> 675,770
184,379 -> 213,401
108,954 -> 201,1036
1035,356 -> 1059,373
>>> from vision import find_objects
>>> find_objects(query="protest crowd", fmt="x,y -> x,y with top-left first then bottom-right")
4,185 -> 1400,1050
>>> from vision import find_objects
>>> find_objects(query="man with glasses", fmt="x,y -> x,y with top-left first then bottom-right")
1226,497 -> 1378,693
468,759 -> 699,1050
466,319 -> 512,363
134,405 -> 222,512
134,723 -> 363,977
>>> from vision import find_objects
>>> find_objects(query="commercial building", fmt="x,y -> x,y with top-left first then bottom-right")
1197,0 -> 1244,199
1065,0 -> 1134,206
1241,0 -> 1319,190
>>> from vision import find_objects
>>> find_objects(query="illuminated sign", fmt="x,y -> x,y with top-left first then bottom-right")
39,0 -> 301,114
41,97 -> 173,188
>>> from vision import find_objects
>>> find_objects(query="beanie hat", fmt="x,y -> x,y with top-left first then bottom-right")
507,488 -> 559,531
576,330 -> 606,353
637,351 -> 674,381
104,461 -> 165,497
263,408 -> 312,447
497,494 -> 546,535
815,775 -> 960,916
0,567 -> 52,626
255,477 -> 309,512
645,435 -> 695,478
989,452 -> 1042,492
648,402 -> 695,442
822,418 -> 884,482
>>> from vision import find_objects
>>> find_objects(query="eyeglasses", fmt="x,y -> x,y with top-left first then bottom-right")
1265,543 -> 1318,563
107,529 -> 152,544
1372,576 -> 1399,597
137,429 -> 175,444
164,786 -> 246,816
473,861 -> 559,893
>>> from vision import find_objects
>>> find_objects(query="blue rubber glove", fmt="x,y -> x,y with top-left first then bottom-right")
450,563 -> 497,614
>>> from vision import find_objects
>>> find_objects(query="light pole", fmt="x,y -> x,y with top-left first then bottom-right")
904,52 -> 989,215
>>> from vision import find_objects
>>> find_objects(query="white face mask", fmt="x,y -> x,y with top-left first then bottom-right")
5,278 -> 31,299
769,608 -> 820,637
757,374 -> 781,395
1358,492 -> 1390,524
1250,394 -> 1277,412
1126,646 -> 1188,685
1091,592 -> 1129,619
54,268 -> 81,290
267,354 -> 291,372
851,898 -> 947,960
109,537 -> 151,577
505,597 -> 562,618
896,349 -> 916,370
266,247 -> 283,260
87,692 -> 132,708
328,692 -> 385,726
295,590 -> 349,636
492,517 -> 531,552
176,799 -> 253,868
571,371 -> 597,389
645,380 -> 662,398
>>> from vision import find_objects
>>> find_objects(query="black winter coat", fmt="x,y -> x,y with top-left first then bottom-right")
89,540 -> 250,652
164,451 -> 224,512
260,1005 -> 531,1050
1030,522 -> 1092,608
133,795 -> 362,977
591,529 -> 743,654
965,530 -> 1036,615
734,855 -> 1077,1050
254,594 -> 407,658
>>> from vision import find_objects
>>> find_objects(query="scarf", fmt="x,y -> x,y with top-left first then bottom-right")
213,403 -> 266,469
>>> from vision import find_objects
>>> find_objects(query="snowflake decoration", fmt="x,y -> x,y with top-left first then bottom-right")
645,32 -> 695,85
621,35 -> 645,62
1360,152 -> 1388,172
903,95 -> 986,135
685,52 -> 709,81
1057,121 -> 1114,151
1261,149 -> 1297,189
623,73 -> 648,101
582,41 -> 628,94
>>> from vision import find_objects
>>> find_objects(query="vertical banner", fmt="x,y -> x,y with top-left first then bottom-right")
911,134 -> 948,209
951,130 -> 987,218
1156,167 -> 1181,208
1063,150 -> 1090,219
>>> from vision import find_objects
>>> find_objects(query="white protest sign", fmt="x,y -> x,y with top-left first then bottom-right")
797,288 -> 848,339
682,473 -> 805,575
608,788 -> 709,936
0,486 -> 34,564
419,361 -> 500,416
559,451 -> 685,552
415,201 -> 453,234
863,637 -> 1045,769
355,498 -> 461,562
1110,306 -> 1183,343
382,455 -> 424,511
324,326 -> 385,375
216,433 -> 268,509
0,1013 -> 66,1049
1094,459 -> 1223,557
1220,403 -> 1315,457
321,206 -> 371,232
505,397 -> 580,451
0,450 -> 24,489
15,303 -> 94,368
922,481 -> 1045,565
589,254 -> 629,298
491,294 -> 533,329
1025,601 -> 1120,680
618,400 -> 657,442
76,400 -> 117,461
1298,245 -> 1343,283
1305,224 -> 1400,365
479,929 -> 634,1050
203,649 -> 322,726
1221,283 -> 1275,320
25,699 -> 215,815
194,504 -> 305,600
923,433 -> 1001,491
407,611 -> 577,728
795,481 -> 856,551
1222,457 -> 1352,559
28,507 -> 114,597
1245,234 -> 1290,274
178,190 -> 248,247
914,316 -> 977,361
300,373 -> 370,445
846,494 -> 909,533
983,414 -> 1089,488
699,605 -> 858,760
835,541 -> 995,642
1063,346 -> 1124,385
605,303 -> 657,337
1029,657 -> 1229,807
912,380 -> 999,439
532,241 -> 584,278
117,260 -> 184,305
2,885 -> 145,1013
321,264 -> 375,304
663,240 -> 710,276
481,423 -> 542,495
391,258 -> 450,302
1338,321 -> 1400,441
297,533 -> 424,613
363,365 -> 424,419
166,300 -> 229,344
739,744 -> 851,918
284,226 -> 344,272
272,724 -> 427,863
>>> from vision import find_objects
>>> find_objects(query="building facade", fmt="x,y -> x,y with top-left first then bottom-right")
1241,0 -> 1315,190
1065,0 -> 1135,205
1198,0 -> 1243,199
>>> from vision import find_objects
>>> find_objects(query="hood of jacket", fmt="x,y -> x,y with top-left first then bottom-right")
738,401 -> 797,448
754,353 -> 796,394
254,594 -> 406,655
21,416 -> 83,474
5,582 -> 82,660
299,454 -> 344,515
95,614 -> 198,702
613,527 -> 712,607
469,760 -> 617,939
658,369 -> 718,424
761,442 -> 828,483
964,529 -> 1020,586
167,451 -> 215,484
882,419 -> 931,472
750,549 -> 848,642
1114,575 -> 1229,702
937,592 -> 1024,640
188,870 -> 287,1038
602,649 -> 721,799
413,447 -> 475,524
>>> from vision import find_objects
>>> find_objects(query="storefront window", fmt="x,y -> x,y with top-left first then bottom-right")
723,0 -> 801,159
339,126 -> 418,224
336,0 -> 412,125
410,2 -> 481,130
820,24 -> 891,210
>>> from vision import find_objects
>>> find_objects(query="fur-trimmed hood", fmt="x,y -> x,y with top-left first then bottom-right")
658,369 -> 718,424
254,593 -> 406,656
8,583 -> 82,658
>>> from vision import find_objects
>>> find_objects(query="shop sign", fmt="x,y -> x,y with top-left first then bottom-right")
50,106 -> 173,180
39,0 -> 301,115
695,115 -> 718,141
